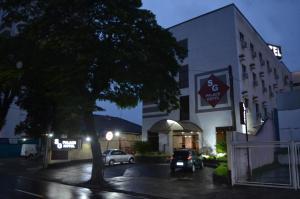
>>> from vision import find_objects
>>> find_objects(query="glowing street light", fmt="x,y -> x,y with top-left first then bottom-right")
48,133 -> 54,138
86,137 -> 91,142
115,131 -> 120,137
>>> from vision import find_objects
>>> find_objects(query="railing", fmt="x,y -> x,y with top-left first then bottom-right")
231,141 -> 300,189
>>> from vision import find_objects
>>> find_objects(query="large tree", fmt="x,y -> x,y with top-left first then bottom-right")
0,0 -> 186,185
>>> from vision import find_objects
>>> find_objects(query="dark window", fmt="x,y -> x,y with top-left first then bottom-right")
179,65 -> 189,88
262,79 -> 265,87
252,72 -> 257,81
255,103 -> 260,121
274,68 -> 278,79
178,39 -> 188,57
111,150 -> 121,155
259,52 -> 262,60
239,32 -> 244,41
250,43 -> 254,51
180,96 -> 189,120
242,64 -> 246,73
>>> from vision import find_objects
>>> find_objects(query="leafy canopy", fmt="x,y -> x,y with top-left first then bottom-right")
1,0 -> 186,136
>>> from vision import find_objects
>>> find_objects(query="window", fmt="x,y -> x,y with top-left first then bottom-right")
242,64 -> 247,73
239,32 -> 247,48
259,52 -> 265,66
180,96 -> 189,120
259,52 -> 262,60
250,43 -> 256,58
179,65 -> 189,88
178,39 -> 188,57
239,32 -> 244,41
253,72 -> 258,87
255,103 -> 260,121
262,80 -> 266,93
250,43 -> 254,51
273,68 -> 278,79
242,65 -> 248,79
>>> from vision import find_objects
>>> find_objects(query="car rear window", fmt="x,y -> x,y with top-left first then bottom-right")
174,151 -> 189,157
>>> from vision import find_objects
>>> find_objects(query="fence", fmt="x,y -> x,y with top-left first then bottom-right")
231,141 -> 300,189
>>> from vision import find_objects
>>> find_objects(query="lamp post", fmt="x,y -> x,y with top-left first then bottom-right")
115,131 -> 120,150
240,101 -> 251,179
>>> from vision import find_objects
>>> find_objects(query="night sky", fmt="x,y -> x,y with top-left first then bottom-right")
97,0 -> 300,125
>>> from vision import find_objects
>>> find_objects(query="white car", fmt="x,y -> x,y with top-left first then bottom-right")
102,149 -> 135,166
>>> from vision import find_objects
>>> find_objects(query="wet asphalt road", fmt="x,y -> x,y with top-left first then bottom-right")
0,175 -> 151,199
33,162 -> 212,185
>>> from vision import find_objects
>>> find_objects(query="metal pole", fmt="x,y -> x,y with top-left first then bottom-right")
245,108 -> 252,179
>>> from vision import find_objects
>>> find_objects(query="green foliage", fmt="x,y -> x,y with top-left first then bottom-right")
133,141 -> 152,154
216,141 -> 227,153
1,0 -> 186,137
214,163 -> 228,177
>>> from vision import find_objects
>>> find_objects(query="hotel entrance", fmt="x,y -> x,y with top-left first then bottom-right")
148,119 -> 202,154
173,131 -> 199,151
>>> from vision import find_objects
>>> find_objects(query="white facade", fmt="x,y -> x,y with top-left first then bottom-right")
142,4 -> 291,154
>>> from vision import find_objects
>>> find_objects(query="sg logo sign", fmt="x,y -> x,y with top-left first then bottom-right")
198,74 -> 229,107
207,80 -> 219,92
52,138 -> 78,150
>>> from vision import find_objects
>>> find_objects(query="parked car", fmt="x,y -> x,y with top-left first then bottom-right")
170,149 -> 204,173
20,144 -> 38,159
102,149 -> 135,166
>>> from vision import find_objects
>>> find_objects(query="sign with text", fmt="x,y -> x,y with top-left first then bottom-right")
52,138 -> 79,150
198,75 -> 229,107
268,44 -> 282,59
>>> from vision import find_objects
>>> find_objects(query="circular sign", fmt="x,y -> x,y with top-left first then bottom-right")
105,131 -> 113,141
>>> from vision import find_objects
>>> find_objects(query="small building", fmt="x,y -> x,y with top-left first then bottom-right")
48,115 -> 141,164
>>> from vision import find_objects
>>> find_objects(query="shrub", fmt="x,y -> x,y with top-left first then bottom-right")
214,163 -> 228,177
216,141 -> 227,153
133,141 -> 152,155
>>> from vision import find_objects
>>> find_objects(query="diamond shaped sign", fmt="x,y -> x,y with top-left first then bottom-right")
198,74 -> 229,107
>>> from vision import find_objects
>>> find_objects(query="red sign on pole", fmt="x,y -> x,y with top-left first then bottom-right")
198,74 -> 229,107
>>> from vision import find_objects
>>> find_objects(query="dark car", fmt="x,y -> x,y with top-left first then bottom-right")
170,149 -> 204,173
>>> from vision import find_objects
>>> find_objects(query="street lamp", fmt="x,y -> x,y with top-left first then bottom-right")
86,137 -> 91,142
115,131 -> 121,149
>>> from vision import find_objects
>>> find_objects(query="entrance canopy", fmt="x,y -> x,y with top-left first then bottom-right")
149,119 -> 202,133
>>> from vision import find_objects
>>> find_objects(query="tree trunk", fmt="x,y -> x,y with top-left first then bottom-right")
84,112 -> 105,185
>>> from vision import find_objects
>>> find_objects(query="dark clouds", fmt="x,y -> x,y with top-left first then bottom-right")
142,0 -> 300,72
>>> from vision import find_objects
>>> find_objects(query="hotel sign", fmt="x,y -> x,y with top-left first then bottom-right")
52,138 -> 79,150
198,74 -> 229,107
268,44 -> 282,59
